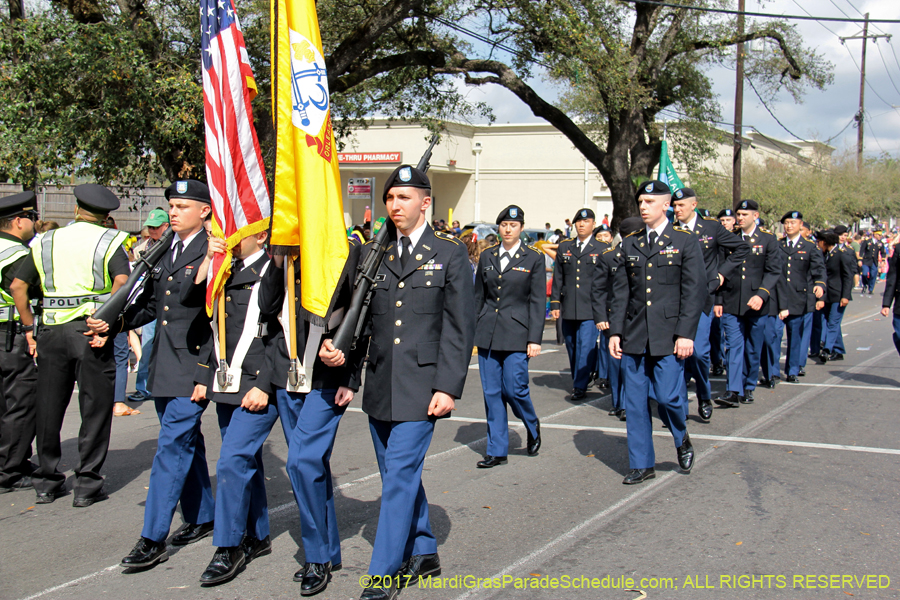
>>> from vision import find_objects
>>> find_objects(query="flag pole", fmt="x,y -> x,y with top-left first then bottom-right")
216,290 -> 228,387
286,256 -> 300,386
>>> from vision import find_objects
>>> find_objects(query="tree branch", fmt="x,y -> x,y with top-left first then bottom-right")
331,50 -> 447,94
672,29 -> 804,79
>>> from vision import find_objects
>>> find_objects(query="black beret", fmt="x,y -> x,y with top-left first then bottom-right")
573,208 -> 595,223
74,184 -> 120,213
635,180 -> 671,201
717,208 -> 734,218
382,165 -> 430,203
757,218 -> 766,228
0,191 -> 37,219
833,225 -> 848,235
619,216 -> 645,237
165,179 -> 211,204
818,230 -> 839,245
781,210 -> 803,223
737,199 -> 760,211
802,221 -> 812,230
496,205 -> 524,224
672,187 -> 696,201
697,208 -> 710,217
594,223 -> 610,233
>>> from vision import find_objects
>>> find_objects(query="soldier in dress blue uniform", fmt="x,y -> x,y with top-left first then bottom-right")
713,200 -> 783,407
816,230 -> 854,363
671,189 -> 749,421
880,236 -> 900,356
608,180 -> 705,485
349,165 -> 475,600
472,205 -> 544,469
100,180 -> 217,569
775,211 -> 826,383
591,224 -> 613,389
550,208 -> 605,401
709,209 -> 737,376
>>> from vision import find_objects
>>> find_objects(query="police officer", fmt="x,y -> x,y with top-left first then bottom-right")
714,200 -> 783,407
10,184 -> 130,506
609,180 -> 705,485
816,230 -> 854,363
671,189 -> 749,421
592,216 -> 644,421
353,165 -> 475,600
0,192 -> 39,494
262,239 -> 364,595
105,180 -> 215,569
709,208 -> 737,376
473,205 -> 543,469
777,211 -> 826,382
550,208 -> 604,400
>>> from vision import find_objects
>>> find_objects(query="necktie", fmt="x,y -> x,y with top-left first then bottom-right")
649,231 -> 658,246
174,240 -> 183,262
399,237 -> 410,268
501,251 -> 510,270
232,258 -> 244,273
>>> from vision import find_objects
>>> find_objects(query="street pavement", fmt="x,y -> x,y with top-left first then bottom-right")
1,291 -> 899,600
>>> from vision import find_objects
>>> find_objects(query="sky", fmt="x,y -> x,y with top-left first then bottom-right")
453,0 -> 900,158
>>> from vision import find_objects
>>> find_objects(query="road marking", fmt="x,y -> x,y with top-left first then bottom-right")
19,566 -> 120,600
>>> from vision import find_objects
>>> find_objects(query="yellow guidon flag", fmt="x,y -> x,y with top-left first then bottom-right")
270,0 -> 348,322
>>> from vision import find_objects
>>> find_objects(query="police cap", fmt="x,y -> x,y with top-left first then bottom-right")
717,208 -> 734,219
619,216 -> 645,237
781,210 -> 803,223
573,208 -> 595,223
672,187 -> 697,202
74,184 -> 120,214
0,191 -> 37,220
165,180 -> 211,204
383,165 -> 430,203
635,180 -> 671,204
496,205 -> 525,224
737,199 -> 760,212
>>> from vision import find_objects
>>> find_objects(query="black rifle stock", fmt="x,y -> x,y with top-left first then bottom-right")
331,135 -> 439,354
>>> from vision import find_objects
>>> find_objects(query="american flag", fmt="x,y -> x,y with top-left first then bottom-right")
201,0 -> 270,315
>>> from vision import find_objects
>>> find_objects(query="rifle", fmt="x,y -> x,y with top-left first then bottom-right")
331,135 -> 439,354
92,227 -> 175,331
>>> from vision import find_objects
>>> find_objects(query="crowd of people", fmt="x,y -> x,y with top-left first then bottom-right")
0,170 -> 897,600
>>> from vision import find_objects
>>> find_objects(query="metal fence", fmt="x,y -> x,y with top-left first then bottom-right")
0,184 -> 169,233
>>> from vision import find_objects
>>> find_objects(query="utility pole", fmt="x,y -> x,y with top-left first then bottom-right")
732,0 -> 745,208
841,14 -> 891,171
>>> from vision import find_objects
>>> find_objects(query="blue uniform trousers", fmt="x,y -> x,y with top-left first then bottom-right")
621,353 -> 687,470
277,388 -> 346,565
784,314 -> 810,376
134,320 -> 156,396
893,315 -> 900,357
682,310 -> 712,406
595,331 -> 610,380
862,264 -> 877,294
809,308 -> 825,356
710,315 -> 725,367
603,332 -> 624,410
477,349 -> 539,457
213,402 -> 279,547
799,312 -> 814,369
721,313 -> 765,394
142,396 -> 214,543
760,315 -> 784,381
562,319 -> 597,391
824,303 -> 847,355
367,418 -> 437,577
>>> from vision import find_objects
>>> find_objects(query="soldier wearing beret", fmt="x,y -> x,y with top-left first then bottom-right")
815,230 -> 854,363
776,211 -> 826,382
671,188 -> 749,421
11,185 -> 131,506
353,165 -> 475,600
608,180 -> 705,485
709,209 -> 737,376
859,229 -> 884,296
0,192 -> 40,494
550,208 -> 605,401
472,205 -> 543,469
591,223 -> 614,389
714,199 -> 783,408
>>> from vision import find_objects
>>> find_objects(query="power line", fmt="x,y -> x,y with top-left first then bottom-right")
619,0 -> 900,24
744,76 -> 807,140
789,0 -> 841,37
874,40 -> 900,98
841,42 -> 900,112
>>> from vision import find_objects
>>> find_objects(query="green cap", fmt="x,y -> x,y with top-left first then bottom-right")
143,208 -> 170,228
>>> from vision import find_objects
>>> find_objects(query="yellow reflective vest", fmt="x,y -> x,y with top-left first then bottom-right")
0,237 -> 30,321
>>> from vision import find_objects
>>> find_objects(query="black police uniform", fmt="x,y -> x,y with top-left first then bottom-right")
0,192 -> 40,493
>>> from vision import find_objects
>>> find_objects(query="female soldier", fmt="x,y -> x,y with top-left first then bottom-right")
473,205 -> 544,468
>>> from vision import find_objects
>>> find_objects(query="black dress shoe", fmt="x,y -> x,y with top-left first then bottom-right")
698,399 -> 713,421
608,408 -> 618,416
200,546 -> 245,585
711,364 -> 725,376
677,433 -> 694,472
596,378 -> 610,389
360,578 -> 398,600
798,367 -> 806,377
526,422 -> 541,456
617,409 -> 626,421
34,489 -> 67,504
587,372 -> 597,388
785,375 -> 799,383
73,491 -> 108,508
818,350 -> 829,363
476,455 -> 507,468
741,390 -> 755,404
758,377 -> 770,388
622,468 -> 655,485
770,376 -> 781,387
571,388 -> 586,401
829,352 -> 844,361
298,561 -> 333,596
714,391 -> 740,408
398,553 -> 441,586
172,521 -> 214,546
239,534 -> 271,564
0,475 -> 33,494
121,537 -> 168,568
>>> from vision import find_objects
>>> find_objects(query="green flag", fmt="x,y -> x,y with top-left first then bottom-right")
657,140 -> 684,191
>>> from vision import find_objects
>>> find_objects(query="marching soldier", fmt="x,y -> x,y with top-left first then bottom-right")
0,192 -> 39,494
714,200 -> 783,407
671,189 -> 749,421
816,230 -> 854,363
592,223 -> 613,389
472,205 -> 543,469
10,185 -> 130,506
709,208 -> 738,376
608,180 -> 705,485
776,211 -> 826,382
550,209 -> 604,400
859,229 -> 884,296
350,165 -> 475,600
880,235 -> 900,356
